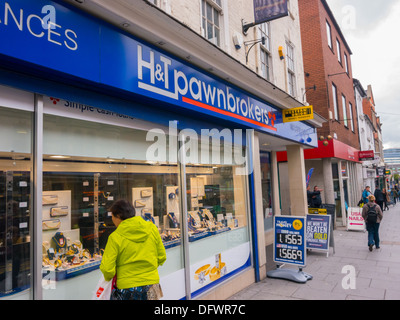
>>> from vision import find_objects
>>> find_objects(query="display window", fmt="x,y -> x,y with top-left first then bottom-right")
184,140 -> 251,297
1,89 -> 254,300
41,100 -> 186,299
0,104 -> 33,299
260,152 -> 273,230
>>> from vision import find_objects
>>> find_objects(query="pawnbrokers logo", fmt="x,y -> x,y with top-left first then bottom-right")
137,45 -> 279,132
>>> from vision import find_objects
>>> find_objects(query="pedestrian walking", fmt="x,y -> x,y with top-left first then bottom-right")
362,195 -> 383,251
362,186 -> 372,204
100,199 -> 167,300
392,188 -> 399,204
382,188 -> 390,211
374,187 -> 384,212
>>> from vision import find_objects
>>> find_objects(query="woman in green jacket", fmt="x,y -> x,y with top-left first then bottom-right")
100,199 -> 167,300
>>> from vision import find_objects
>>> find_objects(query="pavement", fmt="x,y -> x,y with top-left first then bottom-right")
229,203 -> 400,300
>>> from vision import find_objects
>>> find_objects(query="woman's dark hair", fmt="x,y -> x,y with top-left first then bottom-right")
109,200 -> 136,220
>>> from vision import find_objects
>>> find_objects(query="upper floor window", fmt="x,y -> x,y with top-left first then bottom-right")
332,83 -> 339,121
259,23 -> 271,81
286,42 -> 296,97
344,53 -> 349,74
349,102 -> 354,132
336,39 -> 342,63
342,94 -> 348,127
260,48 -> 271,81
201,0 -> 223,46
326,21 -> 332,49
259,23 -> 271,52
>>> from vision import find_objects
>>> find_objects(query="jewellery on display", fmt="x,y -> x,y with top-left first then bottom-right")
42,195 -> 58,205
134,200 -> 146,208
50,206 -> 69,217
140,190 -> 152,198
51,232 -> 67,252
167,212 -> 179,228
42,219 -> 61,231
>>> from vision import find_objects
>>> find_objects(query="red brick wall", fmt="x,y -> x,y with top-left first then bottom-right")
299,0 -> 360,150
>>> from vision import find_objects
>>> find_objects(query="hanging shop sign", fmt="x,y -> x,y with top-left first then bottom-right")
273,216 -> 306,267
282,105 -> 314,123
0,0 -> 318,147
306,214 -> 331,252
347,207 -> 365,231
253,0 -> 289,24
359,150 -> 375,161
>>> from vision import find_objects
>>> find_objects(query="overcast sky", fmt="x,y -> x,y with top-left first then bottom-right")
326,0 -> 400,150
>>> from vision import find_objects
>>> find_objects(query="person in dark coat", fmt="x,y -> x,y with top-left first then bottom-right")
310,186 -> 323,208
374,187 -> 384,212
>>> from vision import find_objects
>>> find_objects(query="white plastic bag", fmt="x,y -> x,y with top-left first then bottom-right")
92,275 -> 113,300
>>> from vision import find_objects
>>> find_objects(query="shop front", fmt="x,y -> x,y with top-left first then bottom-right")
277,139 -> 362,227
0,0 -> 318,300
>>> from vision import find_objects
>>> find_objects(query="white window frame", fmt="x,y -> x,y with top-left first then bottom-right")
332,83 -> 339,121
336,39 -> 342,63
349,102 -> 354,132
201,0 -> 223,47
326,21 -> 332,49
342,94 -> 348,127
260,48 -> 271,81
286,42 -> 296,97
344,53 -> 349,74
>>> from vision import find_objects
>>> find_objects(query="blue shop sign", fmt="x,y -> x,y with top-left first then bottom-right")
0,0 -> 317,147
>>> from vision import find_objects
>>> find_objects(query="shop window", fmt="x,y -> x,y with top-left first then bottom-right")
260,152 -> 273,231
0,106 -> 33,299
40,96 -> 251,300
41,107 -> 184,300
183,132 -> 251,297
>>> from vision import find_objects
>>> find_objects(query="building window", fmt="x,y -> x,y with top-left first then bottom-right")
260,48 -> 271,81
286,42 -> 296,97
201,0 -> 223,47
336,39 -> 342,64
332,83 -> 339,121
259,23 -> 271,52
326,21 -> 332,49
342,94 -> 348,127
344,53 -> 349,74
259,23 -> 272,81
349,102 -> 354,132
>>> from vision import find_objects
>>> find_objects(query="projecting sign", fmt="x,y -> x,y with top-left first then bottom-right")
273,216 -> 306,267
359,150 -> 375,161
282,105 -> 314,123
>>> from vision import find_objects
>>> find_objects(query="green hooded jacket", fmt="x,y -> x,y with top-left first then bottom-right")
100,216 -> 167,289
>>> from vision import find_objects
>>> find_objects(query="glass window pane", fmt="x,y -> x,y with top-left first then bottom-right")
214,8 -> 219,27
207,3 -> 212,20
184,132 -> 251,298
41,97 -> 185,300
0,106 -> 33,300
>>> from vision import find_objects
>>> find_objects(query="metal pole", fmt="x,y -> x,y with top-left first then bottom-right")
32,94 -> 44,300
178,133 -> 191,300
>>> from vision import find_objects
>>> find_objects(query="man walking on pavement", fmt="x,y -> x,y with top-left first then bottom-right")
374,187 -> 385,211
362,186 -> 372,204
362,195 -> 383,252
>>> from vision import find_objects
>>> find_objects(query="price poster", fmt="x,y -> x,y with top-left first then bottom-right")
306,214 -> 331,251
273,216 -> 306,267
